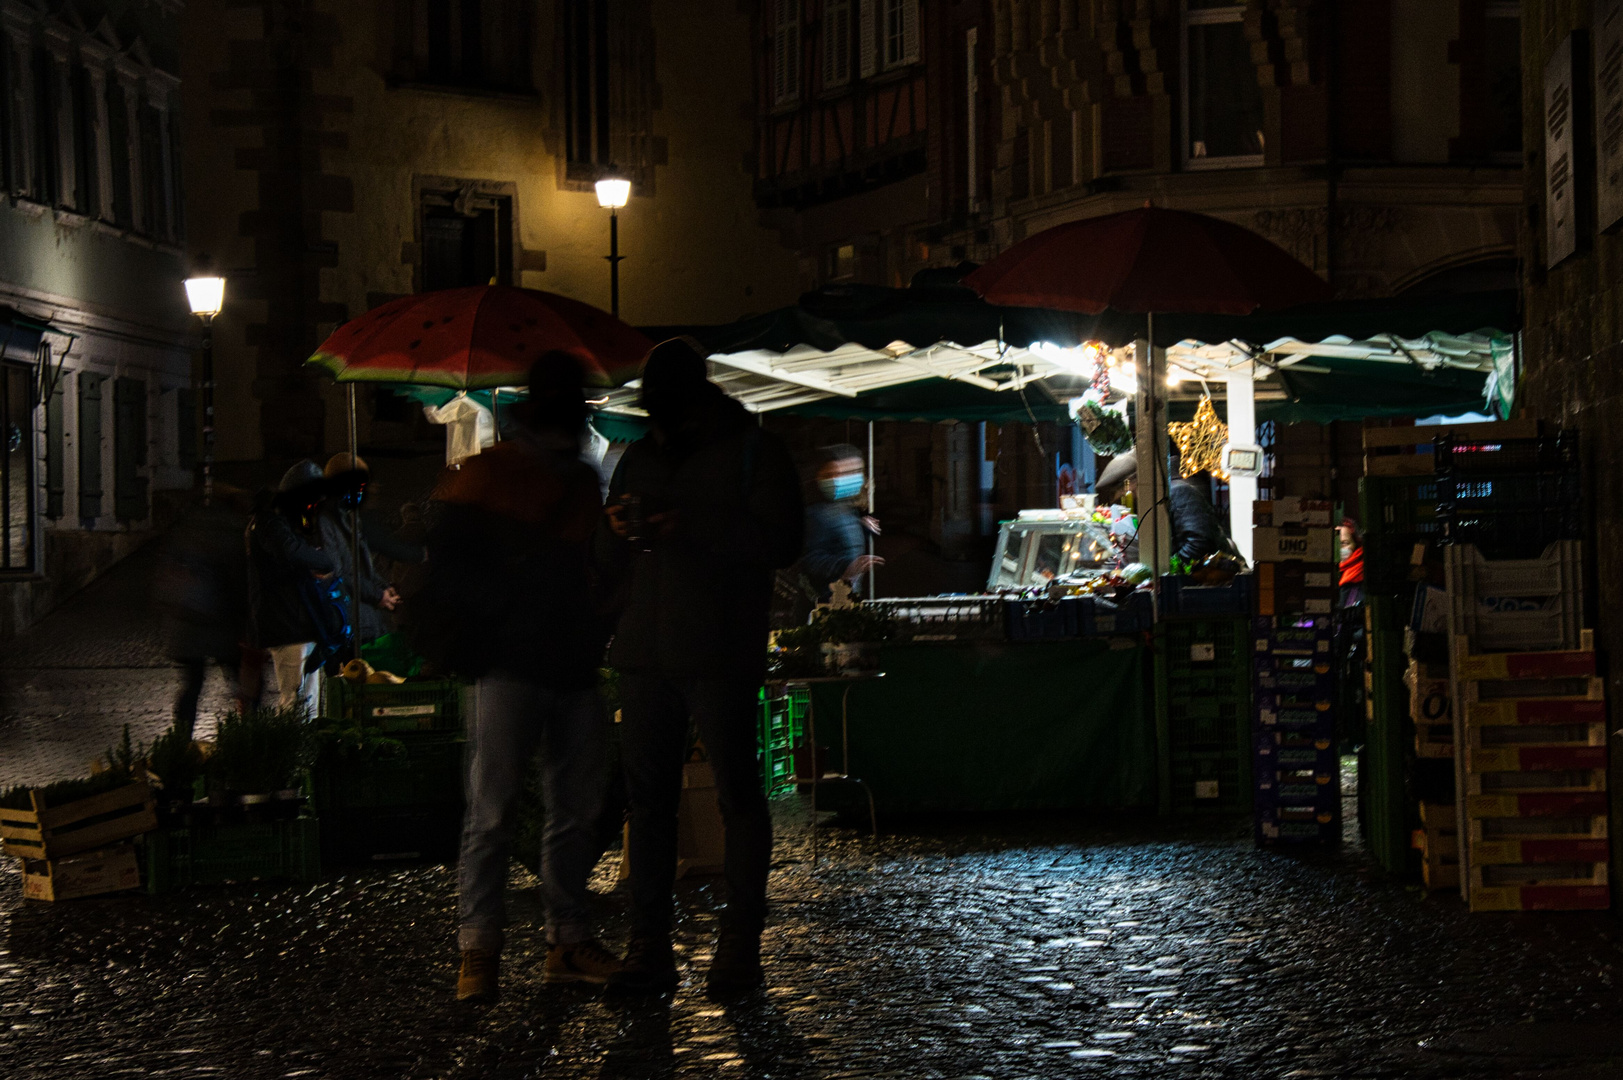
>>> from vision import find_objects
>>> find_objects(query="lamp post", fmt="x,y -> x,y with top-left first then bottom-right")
184,273 -> 225,505
595,168 -> 631,318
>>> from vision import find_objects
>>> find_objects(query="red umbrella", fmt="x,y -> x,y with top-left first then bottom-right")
965,207 -> 1331,314
306,285 -> 651,389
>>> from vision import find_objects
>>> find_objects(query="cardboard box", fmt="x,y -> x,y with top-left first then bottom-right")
1253,527 -> 1337,564
1252,498 -> 1334,527
21,843 -> 141,901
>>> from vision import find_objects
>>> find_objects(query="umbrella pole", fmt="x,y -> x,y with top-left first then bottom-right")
347,383 -> 362,662
867,420 -> 876,599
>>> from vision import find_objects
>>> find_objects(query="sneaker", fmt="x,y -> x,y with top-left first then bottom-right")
456,949 -> 500,1003
606,933 -> 679,994
705,930 -> 764,998
543,939 -> 622,986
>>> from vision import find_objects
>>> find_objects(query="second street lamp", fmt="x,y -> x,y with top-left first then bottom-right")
595,168 -> 630,318
183,272 -> 225,505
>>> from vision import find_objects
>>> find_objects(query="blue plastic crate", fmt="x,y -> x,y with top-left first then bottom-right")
1160,574 -> 1254,616
1254,688 -> 1333,712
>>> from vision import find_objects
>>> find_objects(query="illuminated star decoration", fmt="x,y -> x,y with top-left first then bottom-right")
1167,395 -> 1230,481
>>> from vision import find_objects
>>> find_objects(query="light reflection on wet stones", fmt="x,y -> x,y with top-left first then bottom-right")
0,810 -> 1622,1078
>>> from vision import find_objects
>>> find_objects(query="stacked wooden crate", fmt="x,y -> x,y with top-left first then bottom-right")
0,781 -> 156,901
1440,431 -> 1606,912
1414,801 -> 1460,891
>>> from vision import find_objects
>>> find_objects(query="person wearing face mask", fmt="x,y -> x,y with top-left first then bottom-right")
799,443 -> 883,602
596,336 -> 803,999
316,453 -> 401,646
1337,517 -> 1365,608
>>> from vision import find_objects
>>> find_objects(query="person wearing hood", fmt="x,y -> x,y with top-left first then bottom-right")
427,352 -> 620,1003
316,453 -> 400,645
1094,453 -> 1227,567
597,337 -> 803,998
246,460 -> 339,717
799,443 -> 882,601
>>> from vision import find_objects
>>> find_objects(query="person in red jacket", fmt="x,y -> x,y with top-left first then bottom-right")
1338,517 -> 1364,604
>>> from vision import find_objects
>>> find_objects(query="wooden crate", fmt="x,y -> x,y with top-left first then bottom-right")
0,781 -> 157,861
1363,418 -> 1542,477
21,843 -> 141,901
1469,884 -> 1611,911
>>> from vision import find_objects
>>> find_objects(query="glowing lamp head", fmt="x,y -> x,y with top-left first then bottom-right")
595,177 -> 631,209
185,276 -> 225,318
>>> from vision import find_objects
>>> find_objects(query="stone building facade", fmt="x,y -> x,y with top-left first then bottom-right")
1517,0 -> 1623,869
0,0 -> 194,635
182,0 -> 804,466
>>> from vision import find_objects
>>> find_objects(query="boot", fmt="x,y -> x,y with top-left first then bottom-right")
607,933 -> 679,994
705,929 -> 764,998
456,949 -> 500,1003
543,938 -> 623,986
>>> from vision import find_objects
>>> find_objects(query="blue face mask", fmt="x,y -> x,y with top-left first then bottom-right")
820,474 -> 864,502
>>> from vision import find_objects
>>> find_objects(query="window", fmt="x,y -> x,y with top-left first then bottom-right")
1484,2 -> 1522,161
113,376 -> 147,523
420,185 -> 514,291
77,372 -> 102,522
1181,1 -> 1264,168
0,35 -> 13,194
563,0 -> 611,166
828,242 -> 856,279
106,79 -> 132,227
772,0 -> 801,106
70,65 -> 97,217
881,0 -> 917,70
1,362 -> 32,570
823,0 -> 852,89
44,362 -> 63,519
31,46 -> 57,203
406,0 -> 532,92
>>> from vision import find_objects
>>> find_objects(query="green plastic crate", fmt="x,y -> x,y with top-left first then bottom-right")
145,816 -> 321,893
759,687 -> 809,798
312,733 -> 465,812
320,677 -> 464,732
1360,475 -> 1440,536
319,804 -> 463,866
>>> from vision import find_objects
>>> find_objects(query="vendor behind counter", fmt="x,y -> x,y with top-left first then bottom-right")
1094,453 -> 1228,567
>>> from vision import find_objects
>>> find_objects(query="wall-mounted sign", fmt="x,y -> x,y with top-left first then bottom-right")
1598,1 -> 1623,231
1547,33 -> 1578,265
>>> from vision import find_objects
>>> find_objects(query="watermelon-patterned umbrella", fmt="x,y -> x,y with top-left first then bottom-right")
305,285 -> 651,389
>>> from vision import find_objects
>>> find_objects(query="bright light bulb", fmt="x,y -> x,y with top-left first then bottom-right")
185,276 -> 225,317
1166,366 -> 1186,387
595,177 -> 631,209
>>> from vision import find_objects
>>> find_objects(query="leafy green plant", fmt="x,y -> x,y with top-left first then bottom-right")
1077,397 -> 1132,456
146,723 -> 205,801
0,770 -> 139,812
210,705 -> 318,794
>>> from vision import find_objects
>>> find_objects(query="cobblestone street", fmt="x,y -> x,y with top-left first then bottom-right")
4,555 -> 1623,1079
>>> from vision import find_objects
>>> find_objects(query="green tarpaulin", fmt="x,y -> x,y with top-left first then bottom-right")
810,639 -> 1154,814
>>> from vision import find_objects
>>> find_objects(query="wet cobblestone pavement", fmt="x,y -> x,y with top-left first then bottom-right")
4,555 -> 1623,1078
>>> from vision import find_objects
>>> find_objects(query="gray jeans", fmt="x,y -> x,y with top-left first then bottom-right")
457,673 -> 609,951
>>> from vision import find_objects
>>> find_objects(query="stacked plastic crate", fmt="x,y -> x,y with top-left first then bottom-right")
759,687 -> 808,798
1154,617 -> 1252,816
1440,432 -> 1608,912
1251,499 -> 1340,845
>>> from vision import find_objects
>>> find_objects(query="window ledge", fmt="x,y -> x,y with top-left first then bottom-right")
53,208 -> 90,229
11,197 -> 49,219
389,79 -> 543,106
1182,155 -> 1266,172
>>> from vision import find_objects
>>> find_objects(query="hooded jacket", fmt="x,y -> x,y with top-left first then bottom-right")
246,461 -> 339,649
598,394 -> 803,681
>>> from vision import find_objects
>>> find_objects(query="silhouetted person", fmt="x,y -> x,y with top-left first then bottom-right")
598,337 -> 803,997
317,453 -> 400,645
245,461 -> 338,716
155,489 -> 251,738
428,352 -> 619,1003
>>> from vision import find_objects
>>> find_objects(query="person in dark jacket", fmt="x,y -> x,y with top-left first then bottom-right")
799,443 -> 882,602
598,337 -> 803,998
316,453 -> 400,645
1169,474 -> 1225,564
245,461 -> 338,716
156,489 -> 252,738
431,352 -> 620,1004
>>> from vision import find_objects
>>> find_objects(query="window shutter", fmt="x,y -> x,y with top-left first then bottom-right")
858,0 -> 877,78
902,0 -> 920,65
773,0 -> 800,105
824,0 -> 851,88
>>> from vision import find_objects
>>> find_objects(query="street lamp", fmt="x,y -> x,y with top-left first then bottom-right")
184,272 -> 225,504
595,167 -> 630,318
